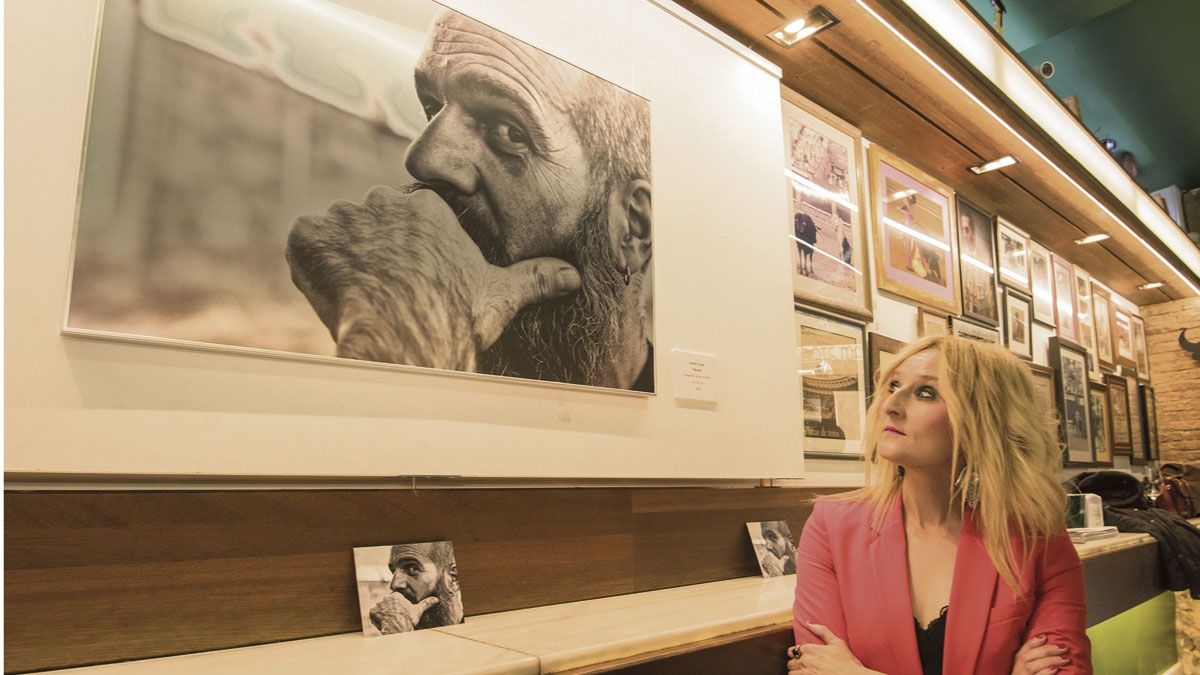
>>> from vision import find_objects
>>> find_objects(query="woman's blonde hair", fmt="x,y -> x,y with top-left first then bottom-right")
839,335 -> 1066,593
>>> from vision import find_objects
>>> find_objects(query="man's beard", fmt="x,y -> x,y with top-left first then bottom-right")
423,183 -> 630,387
417,580 -> 464,628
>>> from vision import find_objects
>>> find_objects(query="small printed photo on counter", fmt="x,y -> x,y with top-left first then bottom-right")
746,521 -> 797,577
353,541 -> 464,636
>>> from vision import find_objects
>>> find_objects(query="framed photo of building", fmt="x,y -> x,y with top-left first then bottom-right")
996,219 -> 1031,294
1105,374 -> 1133,455
1028,241 -> 1055,325
1073,267 -> 1098,375
1051,254 -> 1079,344
867,332 -> 905,404
1140,384 -> 1159,462
782,89 -> 872,320
950,315 -> 1002,345
1132,315 -> 1150,379
796,309 -> 867,458
868,145 -> 961,315
63,0 -> 656,394
1027,362 -> 1057,431
1112,305 -> 1136,369
1088,382 -> 1113,467
955,197 -> 999,327
1127,375 -> 1146,466
1049,337 -> 1092,466
917,306 -> 950,337
1091,283 -> 1116,371
1003,288 -> 1033,360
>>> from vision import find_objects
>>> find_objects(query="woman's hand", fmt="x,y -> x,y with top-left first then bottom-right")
1011,634 -> 1071,674
786,622 -> 880,674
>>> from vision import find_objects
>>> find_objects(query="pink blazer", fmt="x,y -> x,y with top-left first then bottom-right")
792,497 -> 1092,674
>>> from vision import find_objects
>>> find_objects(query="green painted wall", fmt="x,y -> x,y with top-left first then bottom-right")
964,0 -> 1200,193
1086,591 -> 1177,675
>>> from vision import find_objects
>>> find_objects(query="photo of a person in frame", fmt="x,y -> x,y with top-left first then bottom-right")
354,541 -> 465,636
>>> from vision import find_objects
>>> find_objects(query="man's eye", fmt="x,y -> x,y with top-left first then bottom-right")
419,96 -> 443,120
403,564 -> 421,575
486,119 -> 531,154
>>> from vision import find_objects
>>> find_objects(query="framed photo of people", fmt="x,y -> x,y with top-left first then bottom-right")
950,315 -> 1002,345
955,197 -> 999,327
1139,384 -> 1160,462
62,0 -> 656,394
867,145 -> 961,315
996,219 -> 1031,294
1091,283 -> 1116,371
1028,241 -> 1055,325
782,89 -> 872,321
1002,288 -> 1033,360
1088,382 -> 1113,467
1132,315 -> 1150,379
1112,305 -> 1136,369
1104,374 -> 1133,455
1051,254 -> 1080,345
867,332 -> 905,404
795,309 -> 867,458
917,306 -> 950,337
1049,337 -> 1092,466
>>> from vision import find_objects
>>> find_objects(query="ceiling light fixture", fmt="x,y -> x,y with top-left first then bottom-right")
1074,234 -> 1110,245
968,155 -> 1017,174
1137,281 -> 1165,290
768,6 -> 839,47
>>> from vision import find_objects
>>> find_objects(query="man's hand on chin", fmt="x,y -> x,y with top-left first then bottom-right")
286,186 -> 581,371
369,593 -> 439,634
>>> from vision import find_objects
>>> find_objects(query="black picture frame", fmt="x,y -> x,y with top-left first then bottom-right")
1049,336 -> 1092,467
955,196 -> 999,327
1002,287 -> 1033,361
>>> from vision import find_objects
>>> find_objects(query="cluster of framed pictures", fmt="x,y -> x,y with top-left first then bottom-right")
783,89 -> 1157,466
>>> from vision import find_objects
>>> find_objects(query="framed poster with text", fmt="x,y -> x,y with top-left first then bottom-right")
795,309 -> 867,459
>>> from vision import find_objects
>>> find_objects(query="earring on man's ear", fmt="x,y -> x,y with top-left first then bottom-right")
897,466 -> 906,479
621,263 -> 631,286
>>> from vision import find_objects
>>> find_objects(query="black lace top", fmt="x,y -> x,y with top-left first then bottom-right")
914,605 -> 948,675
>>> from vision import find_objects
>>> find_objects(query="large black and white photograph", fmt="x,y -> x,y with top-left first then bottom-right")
746,521 -> 797,577
354,541 -> 464,636
66,0 -> 654,393
1051,337 -> 1092,466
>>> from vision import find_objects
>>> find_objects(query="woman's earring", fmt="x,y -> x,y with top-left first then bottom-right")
955,468 -> 980,508
897,466 -> 905,478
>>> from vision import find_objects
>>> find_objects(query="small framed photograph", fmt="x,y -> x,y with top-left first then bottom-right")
1105,374 -> 1133,455
783,89 -> 873,321
996,219 -> 1031,294
955,197 -> 999,327
1002,288 -> 1033,360
1088,382 -> 1113,467
1049,336 -> 1092,466
1112,305 -> 1136,369
1132,315 -> 1150,380
950,315 -> 1002,345
796,308 -> 868,458
746,521 -> 797,577
1051,254 -> 1079,344
1091,283 -> 1116,371
867,144 -> 961,315
1073,267 -> 1099,375
353,542 -> 464,637
1028,241 -> 1055,325
1139,384 -> 1159,462
867,332 -> 906,404
917,306 -> 950,337
1027,362 -> 1057,430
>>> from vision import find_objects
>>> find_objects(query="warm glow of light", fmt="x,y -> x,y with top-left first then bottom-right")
1074,234 -> 1110,245
783,18 -> 807,34
961,254 -> 994,275
882,217 -> 951,251
968,155 -> 1017,174
1138,281 -> 1165,290
786,169 -> 859,212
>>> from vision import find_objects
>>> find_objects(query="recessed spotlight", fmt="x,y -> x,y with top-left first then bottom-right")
1074,234 -> 1110,245
968,155 -> 1018,174
767,6 -> 839,47
1137,281 -> 1165,290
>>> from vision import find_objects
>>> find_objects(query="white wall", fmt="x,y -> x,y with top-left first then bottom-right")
4,0 -> 809,480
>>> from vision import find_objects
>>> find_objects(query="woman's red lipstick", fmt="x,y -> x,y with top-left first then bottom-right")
884,426 -> 905,435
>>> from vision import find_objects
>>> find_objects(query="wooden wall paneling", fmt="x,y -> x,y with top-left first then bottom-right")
4,487 -> 829,672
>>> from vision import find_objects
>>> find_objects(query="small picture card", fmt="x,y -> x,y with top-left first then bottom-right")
746,521 -> 797,577
353,541 -> 464,636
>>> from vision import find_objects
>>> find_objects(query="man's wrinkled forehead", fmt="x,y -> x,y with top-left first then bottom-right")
389,543 -> 433,564
418,11 -> 585,107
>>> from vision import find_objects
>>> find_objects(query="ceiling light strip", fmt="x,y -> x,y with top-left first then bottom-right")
855,0 -> 1200,297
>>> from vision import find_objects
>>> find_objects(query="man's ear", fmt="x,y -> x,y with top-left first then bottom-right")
608,178 -> 652,275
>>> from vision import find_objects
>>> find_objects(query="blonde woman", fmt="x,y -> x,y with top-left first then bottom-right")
786,336 -> 1090,674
